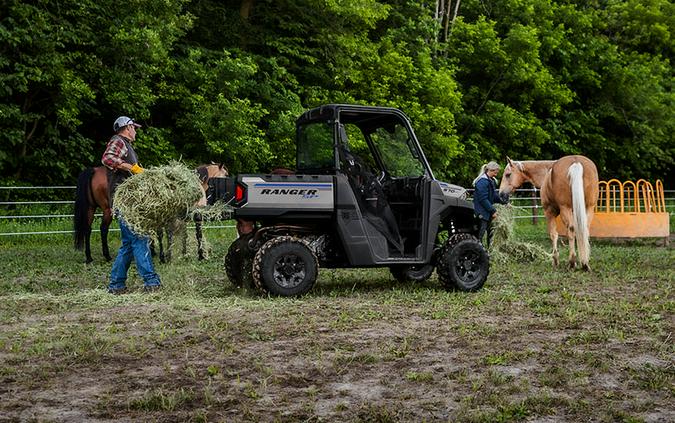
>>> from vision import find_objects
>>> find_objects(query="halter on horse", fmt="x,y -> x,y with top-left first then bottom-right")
498,155 -> 599,270
73,163 -> 227,263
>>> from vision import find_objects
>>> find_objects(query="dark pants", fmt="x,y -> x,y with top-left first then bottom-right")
478,218 -> 493,249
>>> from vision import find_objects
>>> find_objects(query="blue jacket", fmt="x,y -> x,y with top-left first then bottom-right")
473,174 -> 504,221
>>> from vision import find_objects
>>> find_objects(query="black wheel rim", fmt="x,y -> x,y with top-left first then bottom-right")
454,250 -> 482,284
273,254 -> 306,288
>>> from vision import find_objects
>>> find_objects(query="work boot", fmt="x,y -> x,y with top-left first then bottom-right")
108,287 -> 128,295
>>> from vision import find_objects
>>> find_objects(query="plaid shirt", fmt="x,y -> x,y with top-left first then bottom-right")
101,135 -> 132,170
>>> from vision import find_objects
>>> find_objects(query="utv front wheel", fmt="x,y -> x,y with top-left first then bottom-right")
252,236 -> 318,297
390,264 -> 434,283
437,238 -> 489,292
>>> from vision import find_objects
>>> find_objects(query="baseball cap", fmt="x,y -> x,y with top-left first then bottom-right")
113,116 -> 142,132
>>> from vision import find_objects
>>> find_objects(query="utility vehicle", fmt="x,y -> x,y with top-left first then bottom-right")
209,104 -> 489,296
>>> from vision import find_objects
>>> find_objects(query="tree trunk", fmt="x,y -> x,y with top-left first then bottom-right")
449,0 -> 461,37
443,1 -> 452,42
240,0 -> 254,20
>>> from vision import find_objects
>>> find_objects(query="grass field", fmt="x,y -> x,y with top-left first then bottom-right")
0,220 -> 673,422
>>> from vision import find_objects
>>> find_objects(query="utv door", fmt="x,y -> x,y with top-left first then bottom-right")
335,109 -> 434,264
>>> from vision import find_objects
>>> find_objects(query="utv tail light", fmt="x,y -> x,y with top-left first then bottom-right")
235,184 -> 245,202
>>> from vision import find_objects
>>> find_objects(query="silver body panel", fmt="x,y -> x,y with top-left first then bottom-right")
240,176 -> 334,212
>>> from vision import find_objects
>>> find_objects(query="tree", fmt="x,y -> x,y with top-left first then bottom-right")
0,0 -> 191,184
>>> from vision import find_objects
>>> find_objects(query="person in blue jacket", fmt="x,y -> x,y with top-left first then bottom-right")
472,161 -> 507,248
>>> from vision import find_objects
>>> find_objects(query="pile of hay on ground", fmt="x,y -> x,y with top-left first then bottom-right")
114,162 -> 229,237
489,204 -> 551,263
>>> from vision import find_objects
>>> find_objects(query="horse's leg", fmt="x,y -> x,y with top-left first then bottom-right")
85,206 -> 95,264
166,225 -> 174,263
544,210 -> 559,267
195,212 -> 205,260
560,207 -> 576,269
157,229 -> 166,264
175,220 -> 187,258
101,207 -> 113,261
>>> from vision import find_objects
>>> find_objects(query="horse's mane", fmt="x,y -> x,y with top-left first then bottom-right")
510,161 -> 524,171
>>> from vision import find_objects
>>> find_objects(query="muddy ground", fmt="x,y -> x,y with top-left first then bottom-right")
0,234 -> 673,422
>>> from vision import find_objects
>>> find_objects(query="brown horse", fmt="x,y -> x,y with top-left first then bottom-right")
73,163 -> 227,263
498,155 -> 599,270
74,167 -> 112,263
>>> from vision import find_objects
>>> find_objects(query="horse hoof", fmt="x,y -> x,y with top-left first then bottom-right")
581,264 -> 591,272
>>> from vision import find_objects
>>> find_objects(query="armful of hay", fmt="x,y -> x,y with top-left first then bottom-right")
113,162 -> 231,236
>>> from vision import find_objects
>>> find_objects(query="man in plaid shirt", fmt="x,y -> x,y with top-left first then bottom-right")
102,116 -> 144,199
102,116 -> 161,294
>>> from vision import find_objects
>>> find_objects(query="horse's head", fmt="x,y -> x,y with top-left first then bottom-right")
207,163 -> 228,178
197,163 -> 228,190
499,157 -> 527,196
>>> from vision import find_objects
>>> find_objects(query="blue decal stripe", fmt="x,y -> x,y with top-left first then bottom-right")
253,183 -> 333,189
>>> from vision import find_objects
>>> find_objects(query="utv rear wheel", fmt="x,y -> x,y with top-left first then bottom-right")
437,236 -> 489,292
225,233 -> 254,288
390,264 -> 434,283
252,236 -> 318,297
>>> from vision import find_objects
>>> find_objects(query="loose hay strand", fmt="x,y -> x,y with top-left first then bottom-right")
490,204 -> 551,263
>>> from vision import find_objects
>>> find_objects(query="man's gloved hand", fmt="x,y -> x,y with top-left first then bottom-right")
130,163 -> 144,174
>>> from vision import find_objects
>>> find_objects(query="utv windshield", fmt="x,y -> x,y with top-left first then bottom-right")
296,122 -> 335,173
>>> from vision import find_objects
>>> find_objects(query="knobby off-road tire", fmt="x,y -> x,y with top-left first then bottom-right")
225,233 -> 255,288
252,236 -> 319,297
436,233 -> 489,292
389,264 -> 435,283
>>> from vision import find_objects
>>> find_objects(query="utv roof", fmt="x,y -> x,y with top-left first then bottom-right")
297,104 -> 411,125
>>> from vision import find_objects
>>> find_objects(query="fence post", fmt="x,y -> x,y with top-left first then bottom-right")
531,187 -> 538,225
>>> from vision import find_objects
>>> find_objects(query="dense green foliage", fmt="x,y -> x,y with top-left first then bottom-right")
1,0 -> 672,186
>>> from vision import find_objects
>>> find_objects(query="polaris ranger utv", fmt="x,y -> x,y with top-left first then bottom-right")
208,104 -> 489,296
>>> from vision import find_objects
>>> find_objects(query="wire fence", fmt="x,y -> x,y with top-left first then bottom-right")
0,185 -> 236,237
1,185 -> 673,237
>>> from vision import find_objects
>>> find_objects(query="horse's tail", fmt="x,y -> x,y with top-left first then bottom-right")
73,167 -> 94,250
568,162 -> 590,265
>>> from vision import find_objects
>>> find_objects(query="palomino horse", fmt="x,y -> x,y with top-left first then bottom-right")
498,155 -> 599,270
73,163 -> 227,263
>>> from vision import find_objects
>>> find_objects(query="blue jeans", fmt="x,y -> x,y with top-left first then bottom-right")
478,218 -> 493,249
109,219 -> 161,291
